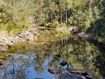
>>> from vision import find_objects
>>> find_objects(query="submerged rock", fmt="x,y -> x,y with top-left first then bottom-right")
48,65 -> 63,74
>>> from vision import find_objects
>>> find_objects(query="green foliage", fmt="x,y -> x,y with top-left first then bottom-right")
0,23 -> 6,30
0,0 -> 35,33
67,0 -> 100,31
0,0 -> 101,31
0,0 -> 103,31
0,1 -> 11,23
32,0 -> 102,31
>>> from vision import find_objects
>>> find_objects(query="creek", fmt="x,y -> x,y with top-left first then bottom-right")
0,30 -> 103,79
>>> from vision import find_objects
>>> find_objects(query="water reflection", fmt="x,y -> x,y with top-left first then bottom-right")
0,53 -> 93,79
0,30 -> 104,78
0,54 -> 56,79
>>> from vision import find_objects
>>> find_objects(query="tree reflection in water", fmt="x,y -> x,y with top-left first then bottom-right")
0,54 -> 57,79
0,30 -> 104,79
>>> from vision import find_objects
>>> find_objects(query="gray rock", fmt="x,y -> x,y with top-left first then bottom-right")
18,31 -> 35,41
0,45 -> 9,52
58,72 -> 78,79
78,32 -> 86,37
55,26 -> 80,34
78,32 -> 98,41
84,33 -> 98,41
14,36 -> 26,43
0,27 -> 39,52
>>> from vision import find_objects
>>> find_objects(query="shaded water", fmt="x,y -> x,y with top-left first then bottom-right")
0,30 -> 104,79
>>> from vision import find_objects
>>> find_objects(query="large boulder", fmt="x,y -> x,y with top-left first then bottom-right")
78,32 -> 98,41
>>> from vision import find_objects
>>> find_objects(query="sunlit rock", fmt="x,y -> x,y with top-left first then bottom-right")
69,26 -> 81,34
0,45 -> 9,52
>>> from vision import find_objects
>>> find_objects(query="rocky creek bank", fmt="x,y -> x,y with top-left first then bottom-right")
0,25 -> 73,53
0,26 -> 40,52
0,25 -> 101,53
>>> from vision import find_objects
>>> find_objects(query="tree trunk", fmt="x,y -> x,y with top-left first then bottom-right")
65,9 -> 68,23
60,12 -> 62,23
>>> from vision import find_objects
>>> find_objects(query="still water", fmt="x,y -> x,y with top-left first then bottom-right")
0,54 -> 56,79
0,30 -> 104,79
